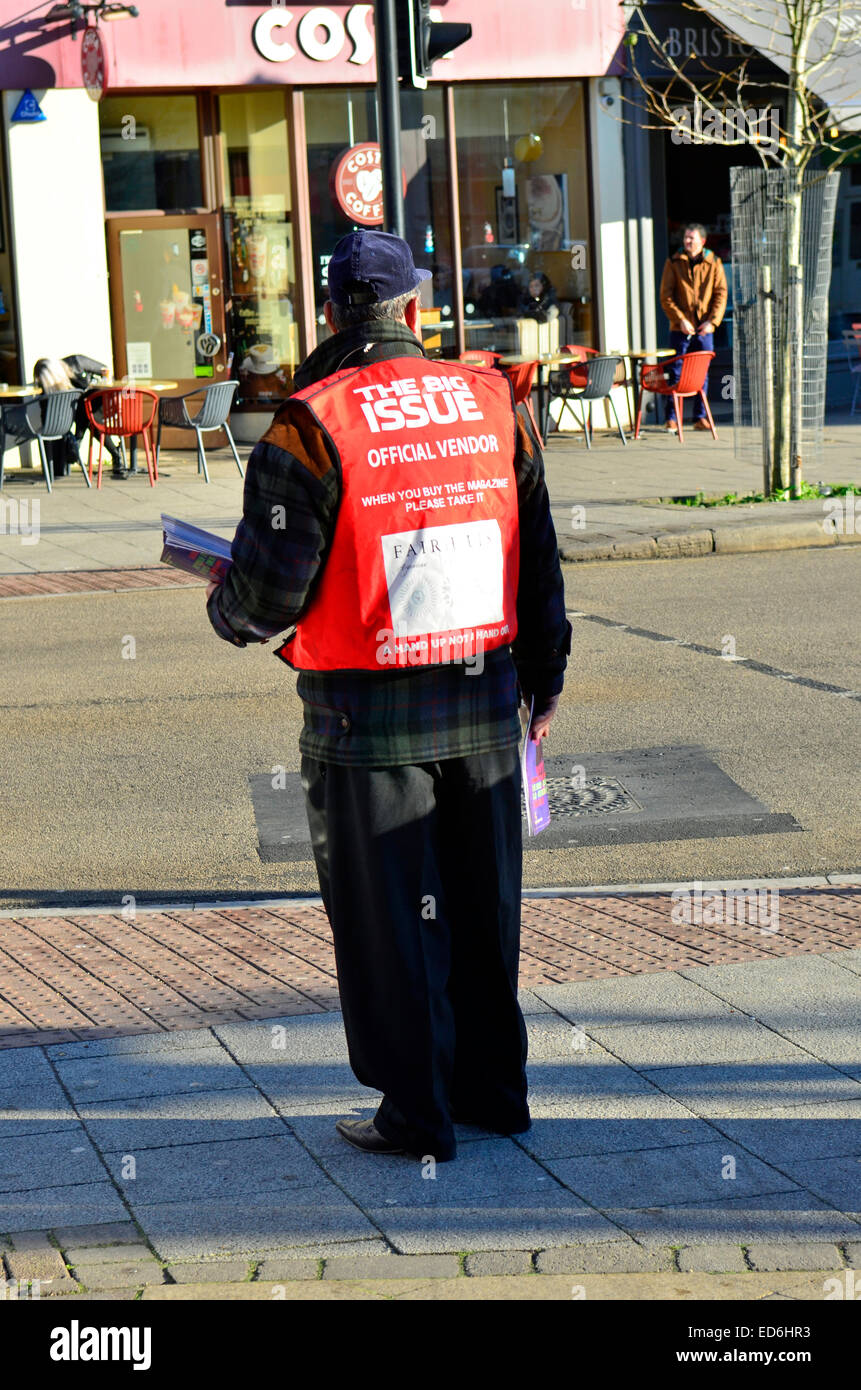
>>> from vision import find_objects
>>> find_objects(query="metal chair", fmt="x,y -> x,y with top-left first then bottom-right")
842,329 -> 861,416
156,381 -> 243,484
6,390 -> 89,493
635,350 -> 716,443
0,398 -> 41,490
84,387 -> 159,488
564,355 -> 626,449
547,345 -> 599,427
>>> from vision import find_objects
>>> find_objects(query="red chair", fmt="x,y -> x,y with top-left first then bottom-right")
635,351 -> 716,443
84,387 -> 159,487
503,361 -> 540,438
458,350 -> 501,367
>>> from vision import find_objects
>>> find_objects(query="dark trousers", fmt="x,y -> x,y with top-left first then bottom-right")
666,330 -> 713,421
301,747 -> 528,1161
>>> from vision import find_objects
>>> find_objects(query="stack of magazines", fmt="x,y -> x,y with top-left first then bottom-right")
160,514 -> 233,582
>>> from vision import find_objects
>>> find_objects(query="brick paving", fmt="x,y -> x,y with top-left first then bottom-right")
0,567 -> 202,599
0,890 -> 857,1049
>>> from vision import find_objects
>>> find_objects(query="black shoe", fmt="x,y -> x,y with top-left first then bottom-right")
111,467 -> 129,479
335,1118 -> 406,1155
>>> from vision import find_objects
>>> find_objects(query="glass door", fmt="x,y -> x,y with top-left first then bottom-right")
106,214 -> 228,392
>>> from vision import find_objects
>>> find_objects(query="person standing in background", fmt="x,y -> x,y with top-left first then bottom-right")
659,223 -> 727,432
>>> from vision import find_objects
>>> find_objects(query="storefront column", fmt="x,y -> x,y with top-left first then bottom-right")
587,77 -> 630,355
3,89 -> 112,376
288,90 -> 318,361
444,86 -> 465,358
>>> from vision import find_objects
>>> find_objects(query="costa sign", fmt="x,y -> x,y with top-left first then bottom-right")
332,143 -> 384,225
252,4 -> 373,65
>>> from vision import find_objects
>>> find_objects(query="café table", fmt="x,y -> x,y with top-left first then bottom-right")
609,348 -> 676,437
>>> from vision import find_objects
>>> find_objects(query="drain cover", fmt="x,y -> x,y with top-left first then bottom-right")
250,746 -> 801,861
523,775 -> 642,821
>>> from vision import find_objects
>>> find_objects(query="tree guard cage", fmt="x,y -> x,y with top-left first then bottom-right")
730,166 -> 840,485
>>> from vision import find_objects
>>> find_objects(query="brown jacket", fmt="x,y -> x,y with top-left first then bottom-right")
660,249 -> 727,332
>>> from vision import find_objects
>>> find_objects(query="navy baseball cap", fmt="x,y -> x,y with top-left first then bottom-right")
327,229 -> 432,307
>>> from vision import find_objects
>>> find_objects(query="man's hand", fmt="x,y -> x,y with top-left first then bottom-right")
528,694 -> 560,743
698,320 -> 714,335
679,317 -> 696,336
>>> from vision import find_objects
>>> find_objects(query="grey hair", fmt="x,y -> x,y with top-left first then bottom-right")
328,288 -> 418,331
682,223 -> 708,240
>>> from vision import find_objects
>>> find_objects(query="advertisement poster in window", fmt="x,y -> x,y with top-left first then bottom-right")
526,174 -> 569,251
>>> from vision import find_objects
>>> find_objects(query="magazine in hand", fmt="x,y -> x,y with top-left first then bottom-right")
160,514 -> 233,583
521,696 -> 551,836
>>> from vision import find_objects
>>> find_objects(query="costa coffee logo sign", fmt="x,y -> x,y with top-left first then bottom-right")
333,143 -> 384,225
253,4 -> 373,65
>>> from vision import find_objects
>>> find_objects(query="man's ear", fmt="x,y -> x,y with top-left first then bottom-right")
323,300 -> 337,333
404,294 -> 422,338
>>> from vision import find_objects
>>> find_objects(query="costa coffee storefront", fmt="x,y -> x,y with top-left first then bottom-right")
0,0 -> 629,436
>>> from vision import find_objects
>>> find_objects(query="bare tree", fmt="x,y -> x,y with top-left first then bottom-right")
622,0 -> 861,492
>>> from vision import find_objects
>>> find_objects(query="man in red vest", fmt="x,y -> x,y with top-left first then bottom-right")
207,230 -> 570,1162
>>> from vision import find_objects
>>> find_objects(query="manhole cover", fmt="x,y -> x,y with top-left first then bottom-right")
522,774 -> 642,821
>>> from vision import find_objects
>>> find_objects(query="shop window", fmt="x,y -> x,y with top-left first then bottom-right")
304,87 -> 452,349
100,96 -> 202,212
454,82 -> 592,352
219,92 -> 297,406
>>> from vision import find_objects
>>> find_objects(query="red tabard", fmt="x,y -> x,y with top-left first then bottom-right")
277,356 -> 520,672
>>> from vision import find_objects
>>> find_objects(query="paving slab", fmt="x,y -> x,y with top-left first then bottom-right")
1,1184 -> 129,1234
366,1199 -> 621,1254
713,1100 -> 861,1164
771,1156 -> 861,1215
745,1241 -> 847,1272
212,1014 -> 351,1065
676,1243 -> 753,1272
0,1128 -> 107,1193
255,1239 -> 390,1271
61,1242 -> 154,1264
77,1086 -> 287,1152
517,1103 -> 718,1161
535,1242 -> 673,1273
316,1137 -> 567,1208
677,953 -> 861,1022
47,1028 -> 226,1060
103,1133 -> 332,1203
0,1048 -> 55,1088
52,1046 -> 246,1104
51,1220 -> 140,1247
638,1061 -> 861,1117
322,1254 -> 460,1279
605,1189 -> 861,1244
0,1080 -> 79,1139
571,1016 -> 810,1070
166,1259 -> 255,1283
70,1262 -> 166,1289
544,1140 -> 802,1209
132,1190 -> 380,1262
3,1229 -> 73,1288
463,1250 -> 535,1276
534,971 -> 752,1025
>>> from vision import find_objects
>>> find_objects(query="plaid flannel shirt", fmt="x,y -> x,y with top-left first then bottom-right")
208,320 -> 571,766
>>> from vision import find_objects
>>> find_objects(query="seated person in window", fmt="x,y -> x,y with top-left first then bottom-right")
477,265 -> 522,318
520,273 -> 559,324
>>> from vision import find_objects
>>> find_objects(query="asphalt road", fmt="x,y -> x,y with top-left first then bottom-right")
1,547 -> 858,908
